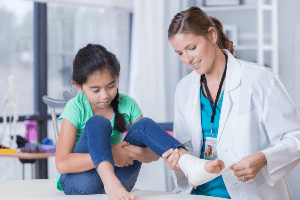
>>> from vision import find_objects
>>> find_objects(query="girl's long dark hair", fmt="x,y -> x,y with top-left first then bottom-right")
72,43 -> 127,133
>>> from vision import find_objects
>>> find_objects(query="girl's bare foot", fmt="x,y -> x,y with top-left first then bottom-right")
204,159 -> 225,173
104,177 -> 136,200
97,161 -> 136,200
187,159 -> 225,187
177,147 -> 189,156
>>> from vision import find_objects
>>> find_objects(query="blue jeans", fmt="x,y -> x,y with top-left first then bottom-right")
60,115 -> 185,195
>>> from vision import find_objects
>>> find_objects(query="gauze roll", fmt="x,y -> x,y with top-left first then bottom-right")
178,154 -> 237,186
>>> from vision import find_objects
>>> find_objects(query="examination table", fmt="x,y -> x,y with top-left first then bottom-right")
0,179 -> 225,200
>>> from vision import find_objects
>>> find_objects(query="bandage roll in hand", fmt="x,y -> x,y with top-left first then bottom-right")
178,154 -> 237,186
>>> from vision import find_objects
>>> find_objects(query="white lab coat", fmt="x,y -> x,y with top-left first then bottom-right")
170,50 -> 300,199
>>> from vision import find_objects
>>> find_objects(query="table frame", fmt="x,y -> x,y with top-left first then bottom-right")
0,153 -> 55,179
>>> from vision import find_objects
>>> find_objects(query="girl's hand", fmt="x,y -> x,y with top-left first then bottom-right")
111,141 -> 142,167
123,145 -> 160,163
230,152 -> 267,182
204,159 -> 225,173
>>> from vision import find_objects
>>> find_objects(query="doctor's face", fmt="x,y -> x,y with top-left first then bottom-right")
170,32 -> 216,76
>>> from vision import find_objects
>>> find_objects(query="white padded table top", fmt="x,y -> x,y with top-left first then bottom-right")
0,179 -> 224,200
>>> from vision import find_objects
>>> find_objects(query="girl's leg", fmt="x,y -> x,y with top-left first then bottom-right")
113,161 -> 142,192
60,115 -> 140,197
123,117 -> 186,156
113,117 -> 185,192
60,115 -> 113,195
111,118 -> 187,192
60,167 -> 103,195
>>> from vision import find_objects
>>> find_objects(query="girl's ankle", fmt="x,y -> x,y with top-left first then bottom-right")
177,147 -> 188,157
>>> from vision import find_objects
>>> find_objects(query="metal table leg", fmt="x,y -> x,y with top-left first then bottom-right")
31,163 -> 35,179
22,163 -> 25,180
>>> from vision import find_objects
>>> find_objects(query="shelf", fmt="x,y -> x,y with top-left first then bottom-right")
239,33 -> 272,40
234,45 -> 256,50
262,45 -> 273,51
201,4 -> 272,12
234,45 -> 273,51
262,5 -> 272,11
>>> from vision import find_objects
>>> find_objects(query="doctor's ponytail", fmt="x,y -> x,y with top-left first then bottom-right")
168,6 -> 235,57
209,16 -> 235,56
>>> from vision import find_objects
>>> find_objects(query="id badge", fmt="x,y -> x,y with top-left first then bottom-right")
204,137 -> 218,160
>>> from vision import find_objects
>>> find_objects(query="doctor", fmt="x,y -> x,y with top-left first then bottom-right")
163,6 -> 300,200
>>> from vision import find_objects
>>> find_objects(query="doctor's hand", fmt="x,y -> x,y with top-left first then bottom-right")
230,152 -> 267,182
162,147 -> 189,173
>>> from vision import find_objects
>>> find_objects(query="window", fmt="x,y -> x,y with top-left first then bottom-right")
0,0 -> 34,116
47,3 -> 131,113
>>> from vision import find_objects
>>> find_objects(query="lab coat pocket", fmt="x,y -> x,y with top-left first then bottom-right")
231,109 -> 258,160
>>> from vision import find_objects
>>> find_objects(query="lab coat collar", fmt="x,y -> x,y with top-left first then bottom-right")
217,50 -> 241,143
222,49 -> 241,92
190,73 -> 202,157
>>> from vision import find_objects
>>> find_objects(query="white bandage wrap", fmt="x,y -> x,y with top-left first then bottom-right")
178,154 -> 237,186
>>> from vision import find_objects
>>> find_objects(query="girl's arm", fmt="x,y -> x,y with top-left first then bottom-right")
55,118 -> 94,174
123,114 -> 160,163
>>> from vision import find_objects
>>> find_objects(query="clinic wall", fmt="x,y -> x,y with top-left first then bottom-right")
164,0 -> 182,122
278,1 -> 300,200
278,0 -> 300,107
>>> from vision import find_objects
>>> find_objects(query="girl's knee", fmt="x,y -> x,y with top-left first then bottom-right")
86,115 -> 111,128
88,114 -> 109,123
133,117 -> 155,127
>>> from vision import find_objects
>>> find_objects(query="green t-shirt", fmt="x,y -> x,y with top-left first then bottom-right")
55,92 -> 142,191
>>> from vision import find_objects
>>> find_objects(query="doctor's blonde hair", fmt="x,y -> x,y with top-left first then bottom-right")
168,6 -> 235,56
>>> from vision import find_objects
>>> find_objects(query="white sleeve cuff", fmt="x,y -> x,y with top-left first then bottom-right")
260,150 -> 275,186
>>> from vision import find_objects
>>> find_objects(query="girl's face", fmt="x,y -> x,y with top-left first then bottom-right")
169,31 -> 217,76
76,70 -> 118,110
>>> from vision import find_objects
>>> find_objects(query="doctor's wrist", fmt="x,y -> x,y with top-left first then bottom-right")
258,152 -> 268,167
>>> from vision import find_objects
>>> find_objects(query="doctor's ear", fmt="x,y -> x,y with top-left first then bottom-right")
207,27 -> 218,43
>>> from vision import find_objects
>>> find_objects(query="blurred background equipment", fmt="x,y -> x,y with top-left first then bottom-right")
2,75 -> 19,149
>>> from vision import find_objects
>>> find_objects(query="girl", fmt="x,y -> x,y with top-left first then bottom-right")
163,6 -> 300,200
55,44 -> 224,200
